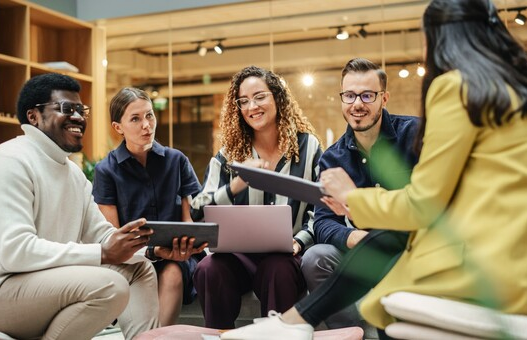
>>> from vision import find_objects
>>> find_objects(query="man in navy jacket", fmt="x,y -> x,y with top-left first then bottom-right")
301,58 -> 420,329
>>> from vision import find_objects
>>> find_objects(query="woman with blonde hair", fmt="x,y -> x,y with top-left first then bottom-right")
93,87 -> 206,326
191,65 -> 323,329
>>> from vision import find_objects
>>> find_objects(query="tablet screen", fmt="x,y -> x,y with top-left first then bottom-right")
142,221 -> 219,248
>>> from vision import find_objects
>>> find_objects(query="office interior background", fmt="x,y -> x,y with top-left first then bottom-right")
3,0 -> 527,180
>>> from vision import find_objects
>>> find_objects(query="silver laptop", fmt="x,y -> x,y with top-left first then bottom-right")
203,205 -> 293,253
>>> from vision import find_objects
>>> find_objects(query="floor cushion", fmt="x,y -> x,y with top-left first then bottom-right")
381,291 -> 527,339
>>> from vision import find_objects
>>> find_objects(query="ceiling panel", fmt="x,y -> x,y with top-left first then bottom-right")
100,0 -> 527,89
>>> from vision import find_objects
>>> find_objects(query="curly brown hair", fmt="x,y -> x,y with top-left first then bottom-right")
220,65 -> 320,163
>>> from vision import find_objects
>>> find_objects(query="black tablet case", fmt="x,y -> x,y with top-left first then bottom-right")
143,221 -> 219,248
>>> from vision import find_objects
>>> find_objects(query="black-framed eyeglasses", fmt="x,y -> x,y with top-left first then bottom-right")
35,101 -> 90,118
339,90 -> 385,104
234,92 -> 273,110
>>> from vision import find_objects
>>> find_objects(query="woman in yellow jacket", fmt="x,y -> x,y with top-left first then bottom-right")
220,0 -> 527,339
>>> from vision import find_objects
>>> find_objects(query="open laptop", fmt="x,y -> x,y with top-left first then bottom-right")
203,205 -> 293,253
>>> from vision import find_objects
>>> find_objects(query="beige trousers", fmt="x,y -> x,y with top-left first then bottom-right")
0,262 -> 159,340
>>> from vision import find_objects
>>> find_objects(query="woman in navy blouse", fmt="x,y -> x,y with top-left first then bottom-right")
92,87 -> 205,326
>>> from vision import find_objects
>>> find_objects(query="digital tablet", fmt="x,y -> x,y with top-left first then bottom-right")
229,163 -> 328,208
142,221 -> 219,248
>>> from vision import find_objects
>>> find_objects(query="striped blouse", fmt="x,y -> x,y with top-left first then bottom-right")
191,132 -> 323,249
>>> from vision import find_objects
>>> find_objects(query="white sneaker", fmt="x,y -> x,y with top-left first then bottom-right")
220,311 -> 314,340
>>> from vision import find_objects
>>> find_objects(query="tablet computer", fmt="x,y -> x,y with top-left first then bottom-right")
142,221 -> 219,248
229,163 -> 328,208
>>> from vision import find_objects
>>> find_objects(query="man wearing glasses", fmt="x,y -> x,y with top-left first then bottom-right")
301,58 -> 420,330
0,73 -> 160,339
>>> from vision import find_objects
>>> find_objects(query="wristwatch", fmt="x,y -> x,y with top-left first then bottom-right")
145,245 -> 162,261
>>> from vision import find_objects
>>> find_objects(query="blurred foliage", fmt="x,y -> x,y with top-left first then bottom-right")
82,155 -> 98,182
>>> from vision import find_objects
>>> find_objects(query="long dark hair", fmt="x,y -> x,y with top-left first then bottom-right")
416,0 -> 527,148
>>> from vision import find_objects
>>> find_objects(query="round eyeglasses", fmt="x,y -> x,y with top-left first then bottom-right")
339,90 -> 385,104
35,101 -> 90,119
234,92 -> 273,110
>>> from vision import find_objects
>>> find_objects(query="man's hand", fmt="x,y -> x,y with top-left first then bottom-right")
346,230 -> 369,249
101,218 -> 151,264
154,236 -> 208,262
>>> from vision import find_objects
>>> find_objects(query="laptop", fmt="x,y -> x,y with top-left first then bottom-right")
203,205 -> 293,253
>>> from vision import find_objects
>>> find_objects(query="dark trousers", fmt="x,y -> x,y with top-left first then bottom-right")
193,252 -> 306,329
295,229 -> 408,328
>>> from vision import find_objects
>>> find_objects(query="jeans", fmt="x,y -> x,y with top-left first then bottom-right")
295,229 -> 408,328
301,244 -> 363,328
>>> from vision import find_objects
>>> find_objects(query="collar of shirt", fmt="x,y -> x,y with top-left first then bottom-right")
114,140 -> 166,164
22,124 -> 71,165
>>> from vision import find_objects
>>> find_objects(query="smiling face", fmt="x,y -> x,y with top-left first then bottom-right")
112,98 -> 156,152
31,90 -> 87,152
237,76 -> 278,133
341,70 -> 389,133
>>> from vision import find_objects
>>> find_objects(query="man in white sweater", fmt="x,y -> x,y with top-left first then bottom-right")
0,73 -> 161,340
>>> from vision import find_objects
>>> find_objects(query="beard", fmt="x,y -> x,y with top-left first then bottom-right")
348,106 -> 382,132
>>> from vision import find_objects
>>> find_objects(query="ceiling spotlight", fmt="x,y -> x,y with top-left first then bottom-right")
214,40 -> 224,55
515,11 -> 526,25
399,66 -> 410,78
417,65 -> 426,77
357,24 -> 368,39
196,42 -> 207,57
335,27 -> 349,40
302,74 -> 314,87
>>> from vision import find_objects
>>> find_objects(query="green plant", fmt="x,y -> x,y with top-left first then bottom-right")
82,155 -> 98,182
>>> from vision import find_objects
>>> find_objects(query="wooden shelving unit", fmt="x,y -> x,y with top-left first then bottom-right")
0,0 -> 107,160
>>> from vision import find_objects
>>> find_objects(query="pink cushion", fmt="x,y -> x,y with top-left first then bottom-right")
135,324 -> 364,340
135,325 -> 220,339
313,327 -> 364,340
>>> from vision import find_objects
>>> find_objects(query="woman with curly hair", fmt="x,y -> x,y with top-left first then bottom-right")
191,65 -> 323,329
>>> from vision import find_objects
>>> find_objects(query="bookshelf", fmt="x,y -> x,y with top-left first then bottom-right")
0,0 -> 107,161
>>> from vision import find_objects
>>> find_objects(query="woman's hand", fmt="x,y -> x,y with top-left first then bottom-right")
230,159 -> 270,195
155,236 -> 208,262
292,239 -> 302,256
320,167 -> 357,204
321,196 -> 352,220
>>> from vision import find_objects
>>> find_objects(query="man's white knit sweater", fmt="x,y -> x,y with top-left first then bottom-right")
0,125 -> 117,286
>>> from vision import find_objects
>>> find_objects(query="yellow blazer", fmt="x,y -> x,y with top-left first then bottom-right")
348,71 -> 527,329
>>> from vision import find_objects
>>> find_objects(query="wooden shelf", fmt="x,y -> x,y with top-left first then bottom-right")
30,62 -> 93,82
0,53 -> 27,66
0,0 -> 107,160
0,115 -> 18,125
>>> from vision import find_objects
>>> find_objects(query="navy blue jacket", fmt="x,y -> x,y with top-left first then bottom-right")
314,109 -> 420,251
